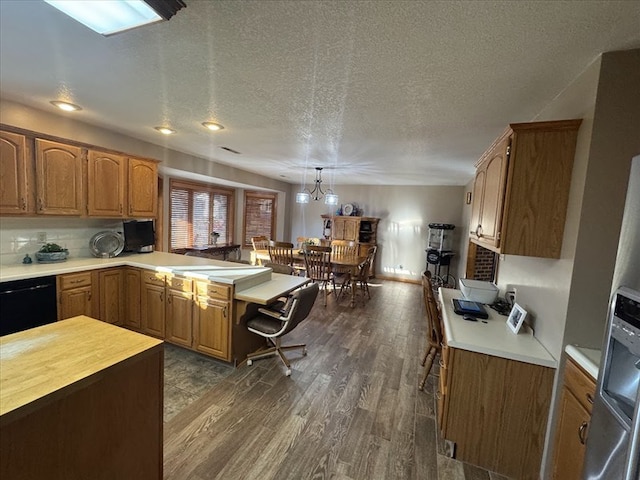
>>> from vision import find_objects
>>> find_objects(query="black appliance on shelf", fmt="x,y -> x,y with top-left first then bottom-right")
122,220 -> 155,253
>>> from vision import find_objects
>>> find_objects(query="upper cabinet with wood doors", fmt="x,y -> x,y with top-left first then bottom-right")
88,150 -> 126,217
0,131 -> 33,215
0,128 -> 159,219
35,139 -> 84,215
469,119 -> 582,258
128,157 -> 158,218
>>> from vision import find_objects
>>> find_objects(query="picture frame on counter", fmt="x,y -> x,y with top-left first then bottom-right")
507,303 -> 527,334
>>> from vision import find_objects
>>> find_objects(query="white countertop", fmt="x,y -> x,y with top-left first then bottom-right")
439,288 -> 557,368
235,273 -> 310,305
565,345 -> 601,380
0,251 -> 271,290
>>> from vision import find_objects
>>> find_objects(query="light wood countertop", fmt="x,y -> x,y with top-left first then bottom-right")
0,316 -> 163,424
439,288 -> 557,368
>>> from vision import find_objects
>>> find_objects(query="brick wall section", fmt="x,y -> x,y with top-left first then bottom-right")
473,246 -> 496,281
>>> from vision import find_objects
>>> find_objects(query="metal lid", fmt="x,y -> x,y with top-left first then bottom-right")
89,231 -> 124,258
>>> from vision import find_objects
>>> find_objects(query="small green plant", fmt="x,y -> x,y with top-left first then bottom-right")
38,243 -> 68,253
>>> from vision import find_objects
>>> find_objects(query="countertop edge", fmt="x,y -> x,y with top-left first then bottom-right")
565,345 -> 601,380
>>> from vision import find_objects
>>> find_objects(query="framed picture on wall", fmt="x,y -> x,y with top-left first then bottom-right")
507,303 -> 527,334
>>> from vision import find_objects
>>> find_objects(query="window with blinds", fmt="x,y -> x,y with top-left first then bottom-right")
169,179 -> 234,250
243,191 -> 277,247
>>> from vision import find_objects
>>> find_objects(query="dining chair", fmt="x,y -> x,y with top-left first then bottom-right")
245,283 -> 320,376
268,240 -> 295,268
419,270 -> 443,391
330,240 -> 359,300
302,245 -> 334,306
251,236 -> 270,265
354,245 -> 377,302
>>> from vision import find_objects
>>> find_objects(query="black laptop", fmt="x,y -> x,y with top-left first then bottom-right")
452,298 -> 489,319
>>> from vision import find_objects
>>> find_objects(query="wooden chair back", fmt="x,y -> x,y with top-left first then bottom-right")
330,240 -> 358,257
251,236 -> 270,251
268,241 -> 294,266
302,245 -> 332,282
422,271 -> 442,350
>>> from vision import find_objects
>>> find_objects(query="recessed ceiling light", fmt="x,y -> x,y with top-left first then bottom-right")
50,100 -> 82,112
154,126 -> 175,135
202,122 -> 224,131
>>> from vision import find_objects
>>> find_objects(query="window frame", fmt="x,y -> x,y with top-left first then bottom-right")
168,178 -> 235,251
242,190 -> 277,248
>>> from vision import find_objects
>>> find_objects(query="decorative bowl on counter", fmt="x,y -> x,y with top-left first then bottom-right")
35,251 -> 69,263
36,243 -> 69,263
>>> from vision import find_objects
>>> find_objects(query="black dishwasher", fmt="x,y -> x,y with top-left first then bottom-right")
0,275 -> 57,336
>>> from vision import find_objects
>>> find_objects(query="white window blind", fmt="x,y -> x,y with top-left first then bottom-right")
243,191 -> 276,247
169,180 -> 234,250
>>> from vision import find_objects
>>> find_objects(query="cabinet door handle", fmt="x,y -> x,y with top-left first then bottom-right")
586,393 -> 594,404
167,294 -> 172,304
38,198 -> 43,211
476,225 -> 483,238
223,306 -> 228,318
160,292 -> 164,302
21,197 -> 26,210
119,203 -> 123,214
578,421 -> 588,444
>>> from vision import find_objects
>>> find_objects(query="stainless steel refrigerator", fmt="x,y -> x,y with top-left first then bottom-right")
584,156 -> 640,480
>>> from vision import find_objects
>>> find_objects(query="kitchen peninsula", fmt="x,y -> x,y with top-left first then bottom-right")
0,252 -> 309,364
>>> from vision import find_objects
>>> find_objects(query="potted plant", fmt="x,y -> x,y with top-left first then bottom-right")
210,232 -> 220,245
36,243 -> 69,263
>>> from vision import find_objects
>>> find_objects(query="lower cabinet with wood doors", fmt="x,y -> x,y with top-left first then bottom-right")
165,275 -> 194,348
140,269 -> 166,338
57,271 -> 93,320
193,280 -> 232,361
551,355 -> 597,479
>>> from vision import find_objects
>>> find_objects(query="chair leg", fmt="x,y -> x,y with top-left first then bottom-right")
419,346 -> 437,391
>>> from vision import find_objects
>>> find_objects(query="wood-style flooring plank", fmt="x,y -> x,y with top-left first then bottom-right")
163,280 -> 509,480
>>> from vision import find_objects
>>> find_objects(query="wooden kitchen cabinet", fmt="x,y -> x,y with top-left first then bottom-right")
551,356 -> 596,479
332,216 -> 360,241
469,135 -> 509,249
165,276 -> 194,348
57,272 -> 93,320
87,150 -> 125,217
35,139 -> 84,215
140,269 -> 166,338
123,267 -> 141,330
128,157 -> 158,218
437,339 -> 555,479
469,119 -> 582,258
0,130 -> 33,215
194,281 -> 232,361
98,268 -> 124,325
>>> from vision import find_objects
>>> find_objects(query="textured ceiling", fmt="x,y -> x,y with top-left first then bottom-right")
1,1 -> 639,187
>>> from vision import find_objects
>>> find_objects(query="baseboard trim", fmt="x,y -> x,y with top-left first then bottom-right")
374,275 -> 421,285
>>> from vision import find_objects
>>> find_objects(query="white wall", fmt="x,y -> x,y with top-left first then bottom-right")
290,185 -> 466,281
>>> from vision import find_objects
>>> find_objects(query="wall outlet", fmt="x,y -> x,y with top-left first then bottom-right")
37,232 -> 47,243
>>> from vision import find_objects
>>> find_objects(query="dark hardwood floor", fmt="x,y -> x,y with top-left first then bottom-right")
163,279 -> 510,480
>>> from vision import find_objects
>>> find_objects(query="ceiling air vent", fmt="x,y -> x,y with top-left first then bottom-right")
220,146 -> 241,154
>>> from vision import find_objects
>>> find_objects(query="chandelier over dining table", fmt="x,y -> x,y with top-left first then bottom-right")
296,167 -> 339,205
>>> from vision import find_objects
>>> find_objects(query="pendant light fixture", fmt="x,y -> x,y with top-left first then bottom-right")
296,167 -> 339,205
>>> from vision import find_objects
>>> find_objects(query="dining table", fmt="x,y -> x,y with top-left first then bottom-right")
252,249 -> 366,307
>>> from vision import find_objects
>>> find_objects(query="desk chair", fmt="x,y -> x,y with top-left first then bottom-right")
302,245 -> 334,306
419,271 -> 443,391
245,283 -> 320,376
